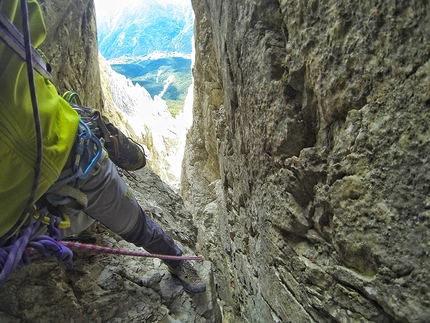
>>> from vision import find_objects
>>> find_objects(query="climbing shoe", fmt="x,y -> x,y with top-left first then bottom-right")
103,121 -> 146,171
168,261 -> 206,293
67,100 -> 146,172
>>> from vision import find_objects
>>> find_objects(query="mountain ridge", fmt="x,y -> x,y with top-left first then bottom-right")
95,0 -> 194,60
94,0 -> 194,115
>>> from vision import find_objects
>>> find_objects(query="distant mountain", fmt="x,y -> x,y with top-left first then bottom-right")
110,55 -> 192,115
98,54 -> 192,187
95,0 -> 194,116
96,0 -> 194,59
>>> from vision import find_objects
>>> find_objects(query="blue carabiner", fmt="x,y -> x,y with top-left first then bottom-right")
76,119 -> 102,180
80,133 -> 102,179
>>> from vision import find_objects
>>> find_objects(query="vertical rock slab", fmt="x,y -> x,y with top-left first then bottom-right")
38,0 -> 103,110
185,0 -> 430,322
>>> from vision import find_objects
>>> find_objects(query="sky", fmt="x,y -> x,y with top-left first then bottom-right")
93,0 -> 191,16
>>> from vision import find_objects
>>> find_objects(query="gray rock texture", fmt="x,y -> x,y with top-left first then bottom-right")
38,0 -> 103,110
2,0 -> 430,322
182,0 -> 430,322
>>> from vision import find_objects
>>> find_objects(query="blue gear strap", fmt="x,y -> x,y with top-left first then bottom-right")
46,119 -> 103,195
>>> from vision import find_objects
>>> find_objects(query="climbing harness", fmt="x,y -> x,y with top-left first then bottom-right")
30,205 -> 71,230
46,118 -> 103,194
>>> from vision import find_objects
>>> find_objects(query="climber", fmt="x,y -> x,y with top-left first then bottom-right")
0,0 -> 206,293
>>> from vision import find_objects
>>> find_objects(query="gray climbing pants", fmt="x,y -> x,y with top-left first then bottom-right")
57,148 -> 182,268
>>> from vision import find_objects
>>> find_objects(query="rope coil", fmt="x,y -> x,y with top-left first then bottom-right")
0,211 -> 74,286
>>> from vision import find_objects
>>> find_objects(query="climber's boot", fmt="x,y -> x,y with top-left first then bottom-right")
168,260 -> 206,293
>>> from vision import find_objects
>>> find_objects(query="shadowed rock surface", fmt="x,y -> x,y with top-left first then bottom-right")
38,0 -> 103,111
182,0 -> 430,322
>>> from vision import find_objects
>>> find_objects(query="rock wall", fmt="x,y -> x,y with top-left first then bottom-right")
38,0 -> 103,110
183,0 -> 430,322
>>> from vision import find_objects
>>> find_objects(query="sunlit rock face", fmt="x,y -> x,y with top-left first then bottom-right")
184,0 -> 430,322
98,54 -> 192,188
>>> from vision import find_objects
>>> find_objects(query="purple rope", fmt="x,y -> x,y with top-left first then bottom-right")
0,218 -> 40,285
0,210 -> 74,286
49,214 -> 62,241
29,236 -> 73,268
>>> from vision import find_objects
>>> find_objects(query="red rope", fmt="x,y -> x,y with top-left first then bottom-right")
60,241 -> 204,261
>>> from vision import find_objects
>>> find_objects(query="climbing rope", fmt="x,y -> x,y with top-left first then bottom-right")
0,208 -> 74,286
59,241 -> 204,261
1,211 -> 203,286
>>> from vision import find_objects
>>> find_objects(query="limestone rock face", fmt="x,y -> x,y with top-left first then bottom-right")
38,0 -> 103,110
183,0 -> 430,322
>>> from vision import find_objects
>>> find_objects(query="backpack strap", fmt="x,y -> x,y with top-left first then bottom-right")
0,8 -> 51,79
0,0 -> 45,243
